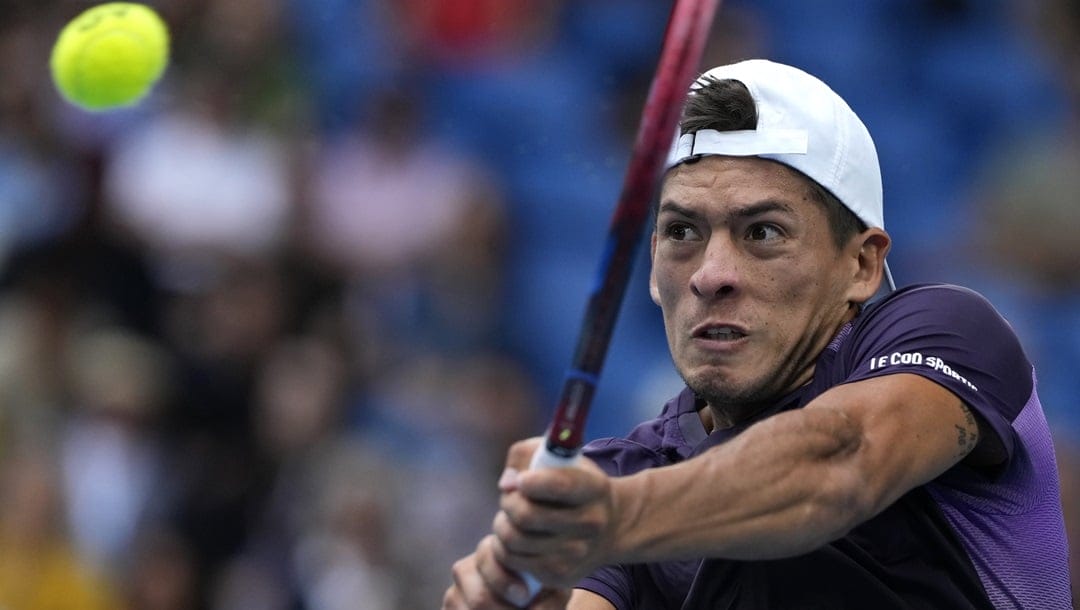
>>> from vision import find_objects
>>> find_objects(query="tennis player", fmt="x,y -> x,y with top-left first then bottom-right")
443,59 -> 1072,609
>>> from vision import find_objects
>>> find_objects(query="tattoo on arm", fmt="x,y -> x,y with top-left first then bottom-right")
953,403 -> 978,460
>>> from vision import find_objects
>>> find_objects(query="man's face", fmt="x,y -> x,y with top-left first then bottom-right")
651,156 -> 865,416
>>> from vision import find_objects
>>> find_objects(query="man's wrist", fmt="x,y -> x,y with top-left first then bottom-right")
608,471 -> 652,563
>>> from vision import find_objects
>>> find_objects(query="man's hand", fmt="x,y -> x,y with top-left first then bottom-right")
443,437 -> 621,608
443,535 -> 571,609
491,438 -> 620,588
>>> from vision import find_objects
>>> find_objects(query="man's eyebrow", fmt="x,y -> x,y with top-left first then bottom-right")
656,200 -> 705,221
657,199 -> 795,221
729,200 -> 795,219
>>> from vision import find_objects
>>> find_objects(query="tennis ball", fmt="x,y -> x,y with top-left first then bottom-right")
50,2 -> 170,111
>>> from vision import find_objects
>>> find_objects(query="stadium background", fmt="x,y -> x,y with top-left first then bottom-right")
0,0 -> 1077,607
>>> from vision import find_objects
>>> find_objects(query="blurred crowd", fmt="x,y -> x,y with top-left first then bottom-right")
0,0 -> 1077,608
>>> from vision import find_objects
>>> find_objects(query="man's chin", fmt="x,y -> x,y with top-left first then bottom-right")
683,375 -> 757,407
680,359 -> 778,399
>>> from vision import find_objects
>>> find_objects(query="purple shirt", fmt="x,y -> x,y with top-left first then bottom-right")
578,284 -> 1072,609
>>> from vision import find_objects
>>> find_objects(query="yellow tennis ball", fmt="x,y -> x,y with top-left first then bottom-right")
50,2 -> 170,111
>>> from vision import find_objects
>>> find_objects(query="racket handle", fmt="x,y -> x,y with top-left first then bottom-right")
519,443 -> 581,602
522,573 -> 543,601
529,442 -> 581,470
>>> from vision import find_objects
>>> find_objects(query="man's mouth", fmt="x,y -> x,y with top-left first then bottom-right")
694,325 -> 747,341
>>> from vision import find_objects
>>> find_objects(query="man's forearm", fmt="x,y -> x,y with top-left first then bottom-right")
604,373 -> 977,566
608,406 -> 868,564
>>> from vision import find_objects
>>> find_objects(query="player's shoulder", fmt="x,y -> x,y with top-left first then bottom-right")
871,282 -> 996,312
860,282 -> 1011,332
849,281 -> 1028,370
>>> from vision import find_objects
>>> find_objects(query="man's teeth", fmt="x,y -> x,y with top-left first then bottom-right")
705,328 -> 742,339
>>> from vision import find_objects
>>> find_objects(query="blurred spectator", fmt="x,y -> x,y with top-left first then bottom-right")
60,325 -> 173,573
361,352 -> 540,607
300,86 -> 508,356
0,447 -> 120,610
0,275 -> 73,442
253,335 -> 349,462
0,231 -> 150,443
208,334 -> 352,609
101,82 -> 294,285
289,441 -> 404,610
124,524 -> 199,610
157,257 -> 295,605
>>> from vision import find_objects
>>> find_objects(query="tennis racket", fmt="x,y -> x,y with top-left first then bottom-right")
522,0 -> 722,598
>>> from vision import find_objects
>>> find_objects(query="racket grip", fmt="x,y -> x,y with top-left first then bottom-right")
522,573 -> 543,603
519,443 -> 581,603
529,442 -> 581,470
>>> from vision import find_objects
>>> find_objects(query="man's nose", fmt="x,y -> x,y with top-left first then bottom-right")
690,237 -> 738,298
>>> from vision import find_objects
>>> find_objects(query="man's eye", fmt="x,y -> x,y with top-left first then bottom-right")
665,223 -> 700,241
747,224 -> 782,241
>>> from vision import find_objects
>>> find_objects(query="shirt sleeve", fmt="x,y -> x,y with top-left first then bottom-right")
576,565 -> 636,610
574,438 -> 670,609
845,284 -> 1032,466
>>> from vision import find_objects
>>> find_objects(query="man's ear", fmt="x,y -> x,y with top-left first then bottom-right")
649,231 -> 661,306
845,228 -> 891,304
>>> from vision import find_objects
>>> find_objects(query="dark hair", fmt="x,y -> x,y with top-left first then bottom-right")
680,76 -> 758,133
667,76 -> 867,250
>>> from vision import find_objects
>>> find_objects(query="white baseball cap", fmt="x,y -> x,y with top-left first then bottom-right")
667,59 -> 894,289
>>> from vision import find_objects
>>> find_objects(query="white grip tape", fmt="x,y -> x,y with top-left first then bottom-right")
529,444 -> 581,470
520,444 -> 581,603
522,573 -> 543,603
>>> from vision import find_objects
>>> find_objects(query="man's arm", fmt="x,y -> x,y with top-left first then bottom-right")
494,372 -> 991,584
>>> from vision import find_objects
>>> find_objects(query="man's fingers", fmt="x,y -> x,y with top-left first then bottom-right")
442,583 -> 469,610
445,538 -> 523,609
445,579 -> 570,610
489,524 -> 591,589
492,509 -> 546,555
505,437 -> 545,471
499,466 -> 610,541
475,535 -> 535,607
515,458 -> 608,505
496,503 -> 605,547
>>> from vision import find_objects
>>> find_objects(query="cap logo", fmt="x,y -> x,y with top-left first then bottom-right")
668,128 -> 808,168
